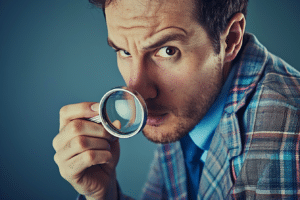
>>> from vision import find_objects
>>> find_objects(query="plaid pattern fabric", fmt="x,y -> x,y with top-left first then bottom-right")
78,33 -> 300,199
139,33 -> 300,200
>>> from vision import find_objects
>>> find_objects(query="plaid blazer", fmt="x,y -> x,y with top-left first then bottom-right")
136,33 -> 300,200
78,33 -> 300,200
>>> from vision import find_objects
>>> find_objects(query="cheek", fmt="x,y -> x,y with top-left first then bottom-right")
157,69 -> 195,102
162,72 -> 186,89
156,60 -> 194,89
159,58 -> 220,102
162,64 -> 201,92
117,59 -> 131,84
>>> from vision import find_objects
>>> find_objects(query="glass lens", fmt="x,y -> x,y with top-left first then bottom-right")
102,90 -> 143,135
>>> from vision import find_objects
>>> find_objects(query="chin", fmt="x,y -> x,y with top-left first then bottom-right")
142,121 -> 191,144
142,105 -> 206,144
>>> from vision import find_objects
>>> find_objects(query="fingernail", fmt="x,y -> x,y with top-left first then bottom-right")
91,103 -> 99,112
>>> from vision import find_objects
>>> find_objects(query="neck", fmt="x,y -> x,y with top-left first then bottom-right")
222,62 -> 232,83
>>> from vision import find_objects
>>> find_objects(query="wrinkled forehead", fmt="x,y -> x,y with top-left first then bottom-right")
105,0 -> 196,28
106,0 -> 164,19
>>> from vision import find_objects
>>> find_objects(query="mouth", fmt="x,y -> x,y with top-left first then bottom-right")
146,113 -> 169,127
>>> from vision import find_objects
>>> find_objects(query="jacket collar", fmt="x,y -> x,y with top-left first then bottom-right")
224,33 -> 268,114
199,33 -> 269,199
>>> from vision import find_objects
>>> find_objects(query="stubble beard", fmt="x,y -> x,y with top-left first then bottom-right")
142,69 -> 223,144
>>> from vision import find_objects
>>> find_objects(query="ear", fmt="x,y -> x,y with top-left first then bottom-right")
222,13 -> 246,63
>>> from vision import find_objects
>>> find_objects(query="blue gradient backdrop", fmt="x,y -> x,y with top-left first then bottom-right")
0,1 -> 299,199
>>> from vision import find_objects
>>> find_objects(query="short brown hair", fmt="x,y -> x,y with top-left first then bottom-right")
89,0 -> 248,54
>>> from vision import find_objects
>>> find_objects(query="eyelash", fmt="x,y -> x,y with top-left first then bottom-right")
114,46 -> 180,59
115,49 -> 131,58
155,46 -> 179,58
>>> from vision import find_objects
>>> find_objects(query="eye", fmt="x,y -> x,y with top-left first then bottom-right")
155,46 -> 178,58
118,50 -> 131,58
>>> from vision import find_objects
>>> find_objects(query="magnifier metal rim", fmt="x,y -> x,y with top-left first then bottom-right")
98,87 -> 147,138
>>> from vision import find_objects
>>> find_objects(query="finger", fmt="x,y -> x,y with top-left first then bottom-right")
54,136 -> 111,164
53,119 -> 114,151
112,120 -> 121,129
59,102 -> 99,131
59,150 -> 112,181
109,120 -> 122,141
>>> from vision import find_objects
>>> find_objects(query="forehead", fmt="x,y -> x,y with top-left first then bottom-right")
105,0 -> 196,34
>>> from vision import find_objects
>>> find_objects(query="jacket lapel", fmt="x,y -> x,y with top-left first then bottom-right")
159,142 -> 188,199
198,112 -> 241,199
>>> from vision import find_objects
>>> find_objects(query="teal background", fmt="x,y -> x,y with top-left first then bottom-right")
0,1 -> 299,199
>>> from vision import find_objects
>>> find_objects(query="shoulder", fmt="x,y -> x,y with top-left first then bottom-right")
231,53 -> 300,198
251,52 -> 300,133
234,34 -> 300,134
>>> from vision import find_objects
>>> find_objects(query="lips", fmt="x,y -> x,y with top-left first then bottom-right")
146,113 -> 168,127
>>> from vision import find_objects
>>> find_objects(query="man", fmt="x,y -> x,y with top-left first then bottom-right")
52,0 -> 300,199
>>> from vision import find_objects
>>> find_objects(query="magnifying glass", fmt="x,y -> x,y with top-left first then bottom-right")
88,87 -> 147,138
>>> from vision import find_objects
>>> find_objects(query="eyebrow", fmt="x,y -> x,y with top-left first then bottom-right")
142,33 -> 188,50
107,33 -> 188,51
107,38 -> 120,50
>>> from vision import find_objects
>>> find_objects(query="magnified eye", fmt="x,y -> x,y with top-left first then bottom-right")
155,46 -> 178,58
119,50 -> 131,58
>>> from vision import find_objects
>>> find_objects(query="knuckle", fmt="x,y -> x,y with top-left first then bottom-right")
53,152 -> 64,166
59,105 -> 68,117
52,135 -> 60,151
85,150 -> 97,164
53,153 -> 59,164
59,168 -> 69,180
59,163 -> 76,181
88,150 -> 111,165
74,136 -> 88,151
69,120 -> 84,134
52,137 -> 57,150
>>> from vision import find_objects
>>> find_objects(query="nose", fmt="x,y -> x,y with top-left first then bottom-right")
126,59 -> 158,101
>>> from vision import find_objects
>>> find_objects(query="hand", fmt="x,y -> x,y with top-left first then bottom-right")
53,102 -> 120,200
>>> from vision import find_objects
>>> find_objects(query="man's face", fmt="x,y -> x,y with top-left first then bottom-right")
105,0 -> 227,143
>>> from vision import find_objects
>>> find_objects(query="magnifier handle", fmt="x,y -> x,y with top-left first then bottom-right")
88,116 -> 102,124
